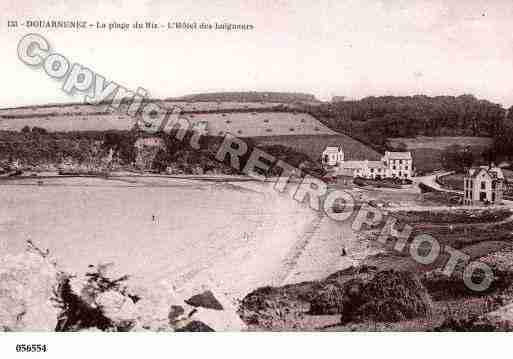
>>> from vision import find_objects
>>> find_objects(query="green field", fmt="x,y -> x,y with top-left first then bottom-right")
387,136 -> 494,174
0,101 -> 396,165
253,134 -> 382,162
0,103 -> 335,137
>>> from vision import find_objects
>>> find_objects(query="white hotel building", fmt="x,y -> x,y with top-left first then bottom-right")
322,148 -> 413,179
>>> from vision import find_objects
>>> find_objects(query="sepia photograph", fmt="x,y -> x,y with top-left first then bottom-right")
1,0 -> 513,357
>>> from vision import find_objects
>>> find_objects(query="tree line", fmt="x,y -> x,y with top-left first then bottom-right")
299,95 -> 506,152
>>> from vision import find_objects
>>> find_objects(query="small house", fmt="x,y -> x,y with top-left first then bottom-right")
463,165 -> 504,206
322,146 -> 344,167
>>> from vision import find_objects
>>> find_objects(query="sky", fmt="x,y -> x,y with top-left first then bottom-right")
2,0 -> 513,108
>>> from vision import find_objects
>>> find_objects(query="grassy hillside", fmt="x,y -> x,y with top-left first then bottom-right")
0,94 -> 405,167
0,105 -> 336,137
387,136 -> 494,173
253,134 -> 382,162
175,91 -> 319,103
0,100 -> 294,116
0,113 -> 134,132
184,111 -> 336,137
387,136 -> 493,150
161,100 -> 291,111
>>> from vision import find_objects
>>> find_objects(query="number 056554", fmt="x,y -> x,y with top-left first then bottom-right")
15,344 -> 47,353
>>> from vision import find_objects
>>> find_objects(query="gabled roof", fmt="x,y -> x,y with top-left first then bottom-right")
467,166 -> 504,180
467,167 -> 489,179
367,161 -> 386,169
340,160 -> 386,169
323,146 -> 341,153
385,151 -> 412,159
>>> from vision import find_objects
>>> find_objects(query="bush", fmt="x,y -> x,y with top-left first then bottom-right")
348,270 -> 433,323
309,284 -> 346,315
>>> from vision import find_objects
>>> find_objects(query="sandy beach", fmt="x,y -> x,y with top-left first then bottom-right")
0,176 -> 368,303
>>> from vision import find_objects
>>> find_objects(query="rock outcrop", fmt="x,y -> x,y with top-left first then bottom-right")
239,266 -> 434,330
0,252 -> 59,331
0,247 -> 246,332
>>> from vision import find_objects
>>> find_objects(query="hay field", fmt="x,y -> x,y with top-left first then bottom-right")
184,111 -> 336,137
0,113 -> 134,132
0,103 -> 333,137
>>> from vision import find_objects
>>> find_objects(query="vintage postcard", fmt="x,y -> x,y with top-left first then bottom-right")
1,1 -> 513,355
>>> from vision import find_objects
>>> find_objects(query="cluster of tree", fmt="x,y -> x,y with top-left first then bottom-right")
151,133 -> 237,175
174,92 -> 319,103
256,144 -> 324,177
299,95 -> 506,152
0,129 -> 138,168
488,115 -> 513,163
440,145 -> 475,173
0,124 -> 324,177
21,126 -> 48,135
150,131 -> 324,177
178,105 -> 292,115
102,131 -> 138,164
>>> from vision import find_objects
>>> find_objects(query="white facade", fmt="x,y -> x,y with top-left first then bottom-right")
382,151 -> 413,179
463,166 -> 504,205
338,160 -> 387,179
322,147 -> 413,179
322,146 -> 344,167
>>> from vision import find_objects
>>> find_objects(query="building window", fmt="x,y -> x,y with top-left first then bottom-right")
492,181 -> 496,190
481,182 -> 486,190
393,166 -> 396,170
480,192 -> 487,201
399,160 -> 403,164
